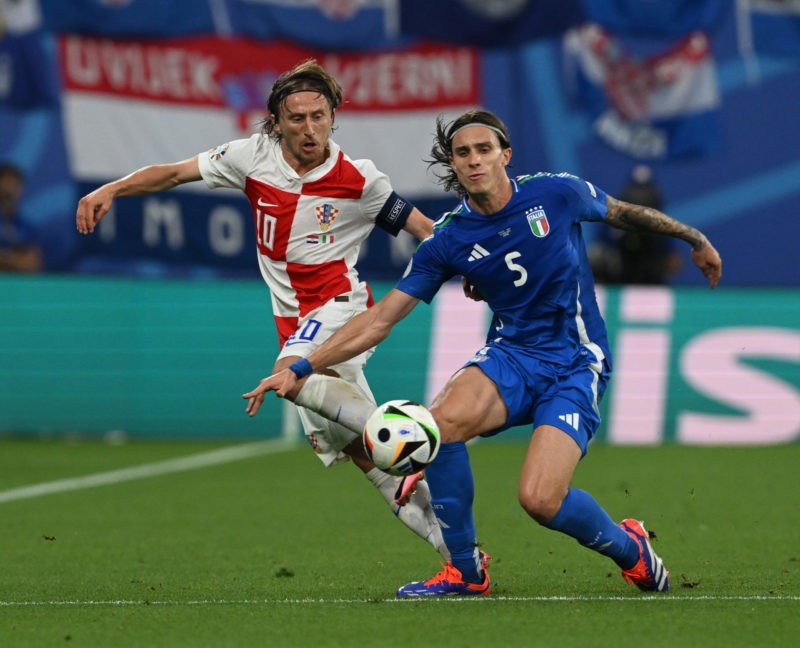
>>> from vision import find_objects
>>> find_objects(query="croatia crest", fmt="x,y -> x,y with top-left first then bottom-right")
315,203 -> 339,232
526,207 -> 550,238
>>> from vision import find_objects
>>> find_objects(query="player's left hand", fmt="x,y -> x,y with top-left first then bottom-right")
242,369 -> 297,416
691,241 -> 722,288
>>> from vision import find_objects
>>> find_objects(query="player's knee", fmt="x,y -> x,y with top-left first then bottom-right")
428,406 -> 471,443
518,487 -> 562,524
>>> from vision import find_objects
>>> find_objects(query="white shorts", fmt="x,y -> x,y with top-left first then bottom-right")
277,292 -> 376,466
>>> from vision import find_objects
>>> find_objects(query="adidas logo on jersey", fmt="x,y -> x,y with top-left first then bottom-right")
558,412 -> 581,431
468,243 -> 490,262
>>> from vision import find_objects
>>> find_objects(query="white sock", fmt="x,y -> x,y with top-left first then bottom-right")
296,375 -> 448,558
366,468 -> 449,561
294,374 -> 376,434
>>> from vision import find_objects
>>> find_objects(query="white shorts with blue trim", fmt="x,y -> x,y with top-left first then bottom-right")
277,294 -> 376,466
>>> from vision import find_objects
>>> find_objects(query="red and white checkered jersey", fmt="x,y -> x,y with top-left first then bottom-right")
198,134 -> 393,346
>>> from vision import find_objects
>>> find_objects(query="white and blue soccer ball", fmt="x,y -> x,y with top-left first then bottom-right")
363,400 -> 441,476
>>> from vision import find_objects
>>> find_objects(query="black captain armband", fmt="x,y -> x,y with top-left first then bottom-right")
376,191 -> 415,236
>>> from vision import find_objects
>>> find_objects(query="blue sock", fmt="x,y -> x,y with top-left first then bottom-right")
545,488 -> 639,569
424,441 -> 481,582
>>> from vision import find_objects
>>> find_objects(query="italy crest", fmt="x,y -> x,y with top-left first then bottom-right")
526,207 -> 550,238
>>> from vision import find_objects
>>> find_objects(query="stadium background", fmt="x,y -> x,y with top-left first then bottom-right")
1,0 -> 798,445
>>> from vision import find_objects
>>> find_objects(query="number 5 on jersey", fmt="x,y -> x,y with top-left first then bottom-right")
505,251 -> 528,287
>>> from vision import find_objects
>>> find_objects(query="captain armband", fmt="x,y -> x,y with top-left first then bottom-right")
375,191 -> 415,236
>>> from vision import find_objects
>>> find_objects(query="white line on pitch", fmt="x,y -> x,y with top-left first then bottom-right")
1,595 -> 798,607
0,439 -> 297,505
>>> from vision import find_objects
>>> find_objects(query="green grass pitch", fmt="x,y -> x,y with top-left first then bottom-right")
0,438 -> 798,647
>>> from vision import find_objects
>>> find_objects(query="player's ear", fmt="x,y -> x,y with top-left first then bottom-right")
502,147 -> 512,166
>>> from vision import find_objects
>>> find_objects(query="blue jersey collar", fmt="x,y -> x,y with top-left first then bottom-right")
460,177 -> 519,214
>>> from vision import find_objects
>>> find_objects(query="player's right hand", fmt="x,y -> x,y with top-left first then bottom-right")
242,369 -> 298,416
76,187 -> 113,235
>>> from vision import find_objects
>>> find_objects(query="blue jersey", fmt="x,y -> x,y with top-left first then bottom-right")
397,172 -> 611,369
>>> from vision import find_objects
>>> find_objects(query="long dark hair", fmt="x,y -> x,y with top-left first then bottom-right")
427,110 -> 511,196
261,59 -> 343,138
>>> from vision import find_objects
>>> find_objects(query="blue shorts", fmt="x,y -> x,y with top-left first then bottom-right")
466,342 -> 610,455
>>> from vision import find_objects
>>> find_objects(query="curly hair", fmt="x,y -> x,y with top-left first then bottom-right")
427,110 -> 511,196
261,59 -> 343,138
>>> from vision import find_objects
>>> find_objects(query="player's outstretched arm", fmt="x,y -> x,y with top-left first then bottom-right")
242,289 -> 420,415
76,157 -> 201,235
604,195 -> 722,288
404,210 -> 483,302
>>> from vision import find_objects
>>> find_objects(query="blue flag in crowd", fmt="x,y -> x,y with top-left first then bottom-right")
227,0 -> 398,49
37,0 -> 587,48
36,0 -> 398,47
580,0 -> 728,37
399,0 -> 584,46
0,32 -> 60,109
0,0 -> 59,110
741,0 -> 800,56
39,0 -> 217,36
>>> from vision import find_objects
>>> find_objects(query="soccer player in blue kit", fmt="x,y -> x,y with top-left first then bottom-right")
244,109 -> 723,597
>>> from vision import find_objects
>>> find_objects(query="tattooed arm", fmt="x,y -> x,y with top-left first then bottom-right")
605,195 -> 722,288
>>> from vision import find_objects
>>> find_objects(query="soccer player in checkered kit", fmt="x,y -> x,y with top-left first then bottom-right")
76,60 -> 449,561
244,109 -> 722,596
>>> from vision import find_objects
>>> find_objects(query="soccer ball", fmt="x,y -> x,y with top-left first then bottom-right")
363,400 -> 441,476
